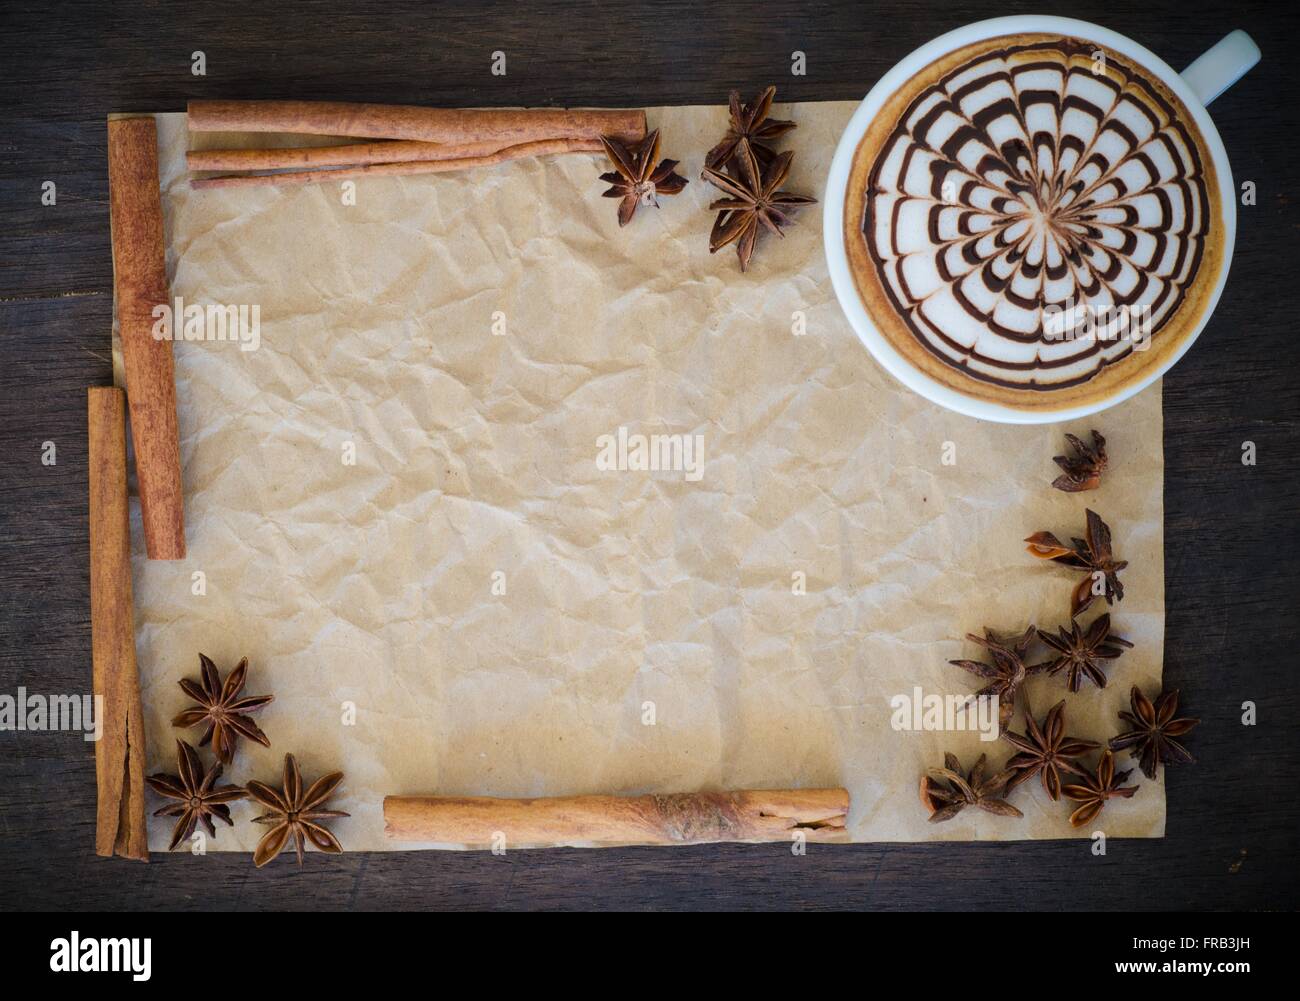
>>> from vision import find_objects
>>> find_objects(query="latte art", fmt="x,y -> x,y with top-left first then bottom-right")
859,37 -> 1212,391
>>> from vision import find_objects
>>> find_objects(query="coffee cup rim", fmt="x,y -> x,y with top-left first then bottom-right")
823,15 -> 1239,424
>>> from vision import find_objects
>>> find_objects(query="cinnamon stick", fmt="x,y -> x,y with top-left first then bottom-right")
190,137 -> 603,191
383,789 -> 850,847
187,138 -> 531,172
88,387 -> 149,862
187,99 -> 646,147
107,117 -> 185,560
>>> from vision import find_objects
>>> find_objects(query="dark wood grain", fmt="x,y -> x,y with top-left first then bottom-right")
1,0 -> 1298,911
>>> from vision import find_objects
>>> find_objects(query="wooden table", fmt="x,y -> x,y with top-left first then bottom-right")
1,0 -> 1297,910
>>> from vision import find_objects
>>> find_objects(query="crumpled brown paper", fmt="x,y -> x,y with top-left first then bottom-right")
115,104 -> 1164,852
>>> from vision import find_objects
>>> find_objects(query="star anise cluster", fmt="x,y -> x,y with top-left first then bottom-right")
922,431 -> 1205,831
929,620 -> 1172,828
704,85 -> 796,171
1052,430 -> 1108,492
146,739 -> 247,850
1032,613 -> 1132,692
948,625 -> 1035,731
701,85 -> 815,272
173,653 -> 273,764
1026,508 -> 1128,616
921,752 -> 1022,822
1062,749 -> 1138,827
1003,698 -> 1099,800
247,753 -> 349,867
1110,685 -> 1200,779
703,145 -> 817,272
145,653 -> 348,865
597,129 -> 688,227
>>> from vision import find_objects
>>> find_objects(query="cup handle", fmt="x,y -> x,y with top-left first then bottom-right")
1180,29 -> 1260,106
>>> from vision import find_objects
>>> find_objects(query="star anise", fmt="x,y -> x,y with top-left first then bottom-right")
1025,508 -> 1128,616
948,625 -> 1036,731
145,739 -> 247,850
1052,429 -> 1108,492
246,753 -> 348,866
1003,698 -> 1099,800
1062,749 -> 1139,827
172,653 -> 273,765
1032,613 -> 1133,692
702,143 -> 816,272
920,752 -> 1022,822
703,85 -> 796,171
598,129 -> 688,227
1109,685 -> 1199,780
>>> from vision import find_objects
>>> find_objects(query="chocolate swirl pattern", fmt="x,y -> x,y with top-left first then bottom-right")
862,38 -> 1212,391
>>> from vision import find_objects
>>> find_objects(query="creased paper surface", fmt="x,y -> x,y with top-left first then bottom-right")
118,105 -> 1165,851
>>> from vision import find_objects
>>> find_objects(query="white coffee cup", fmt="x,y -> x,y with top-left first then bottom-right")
823,16 -> 1259,423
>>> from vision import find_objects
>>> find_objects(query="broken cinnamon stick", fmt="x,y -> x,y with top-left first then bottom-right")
107,117 -> 185,560
88,387 -> 149,862
383,788 -> 850,847
187,99 -> 646,147
190,137 -> 604,190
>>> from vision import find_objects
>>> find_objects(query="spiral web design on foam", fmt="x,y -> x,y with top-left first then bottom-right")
863,39 -> 1211,390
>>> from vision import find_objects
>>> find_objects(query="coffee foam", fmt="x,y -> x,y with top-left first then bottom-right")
845,34 -> 1221,405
